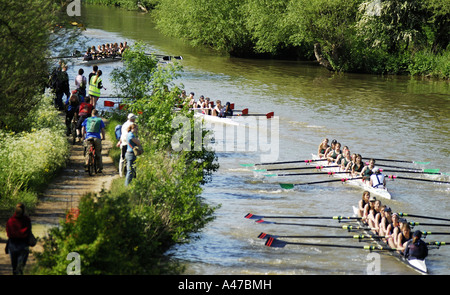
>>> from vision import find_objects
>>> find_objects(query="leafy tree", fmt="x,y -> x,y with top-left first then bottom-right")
0,0 -> 83,132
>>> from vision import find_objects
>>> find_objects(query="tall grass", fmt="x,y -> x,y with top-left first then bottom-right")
0,95 -> 69,214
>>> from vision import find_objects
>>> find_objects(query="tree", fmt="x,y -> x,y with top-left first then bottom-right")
0,0 -> 82,132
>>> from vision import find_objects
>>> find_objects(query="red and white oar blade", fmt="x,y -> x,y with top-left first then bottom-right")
266,112 -> 274,119
265,237 -> 287,248
241,108 -> 249,115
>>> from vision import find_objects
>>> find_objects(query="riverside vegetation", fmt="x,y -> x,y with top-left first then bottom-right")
89,0 -> 450,79
32,43 -> 219,274
1,0 -> 218,274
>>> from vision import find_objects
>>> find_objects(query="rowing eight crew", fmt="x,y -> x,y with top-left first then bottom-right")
83,42 -> 129,61
318,138 -> 386,189
357,191 -> 428,260
179,91 -> 233,118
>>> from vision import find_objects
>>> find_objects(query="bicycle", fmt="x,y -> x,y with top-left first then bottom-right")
85,138 -> 97,176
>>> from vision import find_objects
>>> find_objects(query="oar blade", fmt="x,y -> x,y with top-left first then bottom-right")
280,183 -> 295,189
265,237 -> 287,248
258,232 -> 277,239
240,163 -> 255,167
414,161 -> 431,165
244,213 -> 263,220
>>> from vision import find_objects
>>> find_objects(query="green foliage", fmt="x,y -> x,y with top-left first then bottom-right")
151,0 -> 449,77
0,0 -> 83,131
33,43 -> 218,274
0,95 -> 69,213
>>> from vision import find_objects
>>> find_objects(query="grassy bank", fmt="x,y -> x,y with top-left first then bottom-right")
0,95 -> 70,218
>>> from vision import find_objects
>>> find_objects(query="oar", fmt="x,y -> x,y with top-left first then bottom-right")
245,213 -> 360,221
264,237 -> 447,249
380,169 -> 441,175
266,171 -> 351,177
368,162 -> 429,171
254,165 -> 340,173
363,157 -> 430,165
264,237 -> 395,250
240,158 -> 326,167
146,53 -> 183,60
422,231 -> 450,237
387,175 -> 450,184
258,232 -> 382,240
397,213 -> 450,222
237,110 -> 274,119
279,177 -> 363,189
254,219 -> 373,231
408,222 -> 450,228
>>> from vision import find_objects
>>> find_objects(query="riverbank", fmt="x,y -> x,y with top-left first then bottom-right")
0,119 -> 119,275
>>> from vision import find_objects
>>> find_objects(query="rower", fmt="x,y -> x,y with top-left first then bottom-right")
339,149 -> 352,171
404,230 -> 428,260
323,139 -> 337,158
351,154 -> 364,177
212,100 -> 223,116
219,102 -> 233,118
378,206 -> 393,238
357,191 -> 370,218
318,138 -> 329,158
326,142 -> 342,163
369,167 -> 386,189
361,158 -> 375,182
335,145 -> 349,166
362,195 -> 376,224
388,218 -> 409,250
367,199 -> 382,233
395,223 -> 412,252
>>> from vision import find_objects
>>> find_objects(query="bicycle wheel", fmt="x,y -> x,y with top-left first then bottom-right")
88,148 -> 95,176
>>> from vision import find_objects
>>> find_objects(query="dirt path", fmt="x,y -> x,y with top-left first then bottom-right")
0,127 -> 119,275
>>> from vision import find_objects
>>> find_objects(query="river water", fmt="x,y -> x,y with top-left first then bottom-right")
71,5 -> 450,275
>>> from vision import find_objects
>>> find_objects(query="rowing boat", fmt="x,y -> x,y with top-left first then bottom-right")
312,154 -> 392,199
351,206 -> 427,274
80,56 -> 123,66
193,110 -> 241,126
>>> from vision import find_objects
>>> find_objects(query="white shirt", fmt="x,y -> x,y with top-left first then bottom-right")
120,120 -> 134,147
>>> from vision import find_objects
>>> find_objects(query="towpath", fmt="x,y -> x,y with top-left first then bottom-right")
0,125 -> 119,275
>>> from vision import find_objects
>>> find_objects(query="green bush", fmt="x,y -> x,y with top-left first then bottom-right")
33,43 -> 218,274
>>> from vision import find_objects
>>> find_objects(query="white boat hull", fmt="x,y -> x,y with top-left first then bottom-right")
193,111 -> 241,126
312,154 -> 392,199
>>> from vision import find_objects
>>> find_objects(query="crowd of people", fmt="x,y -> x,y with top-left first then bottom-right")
82,42 -> 129,61
179,90 -> 234,118
48,63 -> 108,174
317,138 -> 386,189
356,191 -> 429,261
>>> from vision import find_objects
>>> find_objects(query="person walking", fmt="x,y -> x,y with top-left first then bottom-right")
5,203 -> 32,275
125,123 -> 141,186
88,69 -> 104,109
118,113 -> 136,177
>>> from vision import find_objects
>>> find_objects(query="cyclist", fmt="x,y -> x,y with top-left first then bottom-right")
81,109 -> 105,173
